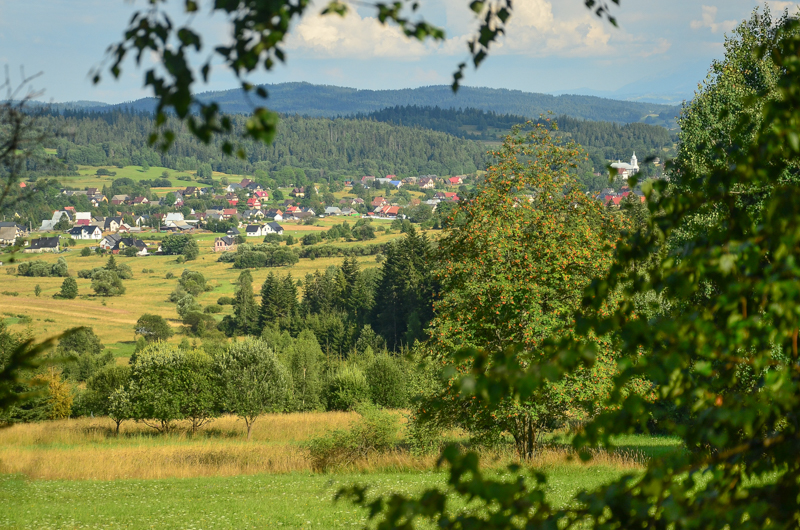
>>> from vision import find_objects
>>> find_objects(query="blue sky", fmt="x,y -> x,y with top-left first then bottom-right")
0,0 -> 795,103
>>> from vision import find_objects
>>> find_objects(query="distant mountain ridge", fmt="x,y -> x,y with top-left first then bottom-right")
70,82 -> 679,126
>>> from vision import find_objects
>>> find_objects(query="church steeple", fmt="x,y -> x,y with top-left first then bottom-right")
630,152 -> 639,172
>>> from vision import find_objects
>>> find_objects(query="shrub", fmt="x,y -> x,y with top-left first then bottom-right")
305,404 -> 398,472
204,304 -> 222,314
59,277 -> 78,299
365,355 -> 408,408
91,270 -> 125,296
263,233 -> 283,244
80,247 -> 92,257
217,296 -> 234,305
176,255 -> 185,264
17,258 -> 69,278
325,364 -> 371,411
179,269 -> 207,296
134,313 -> 174,342
5,267 -> 15,275
165,271 -> 174,279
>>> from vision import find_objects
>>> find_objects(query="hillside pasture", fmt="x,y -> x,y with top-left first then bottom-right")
2,225 -> 411,359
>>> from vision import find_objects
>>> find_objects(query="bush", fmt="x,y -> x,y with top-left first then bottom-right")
80,247 -> 92,257
165,271 -> 174,279
179,269 -> 207,296
217,296 -> 234,305
263,233 -> 283,244
17,258 -> 69,278
204,304 -> 222,314
134,314 -> 174,342
305,404 -> 398,472
91,270 -> 125,296
59,277 -> 79,299
325,364 -> 371,411
365,355 -> 408,408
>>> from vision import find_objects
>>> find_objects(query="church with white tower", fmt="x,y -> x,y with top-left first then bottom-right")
610,153 -> 639,180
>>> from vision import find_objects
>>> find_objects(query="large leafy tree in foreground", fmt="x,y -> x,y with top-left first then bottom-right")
343,11 -> 800,530
421,122 -> 629,458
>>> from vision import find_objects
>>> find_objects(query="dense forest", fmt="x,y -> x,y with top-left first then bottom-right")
91,83 -> 679,126
42,110 -> 487,178
358,106 -> 677,163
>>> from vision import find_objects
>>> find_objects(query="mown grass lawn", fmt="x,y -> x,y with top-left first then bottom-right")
0,466 -> 631,529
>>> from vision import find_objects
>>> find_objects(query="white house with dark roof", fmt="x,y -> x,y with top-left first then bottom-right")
68,225 -> 102,240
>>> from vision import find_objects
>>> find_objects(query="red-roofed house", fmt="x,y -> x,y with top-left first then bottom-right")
380,205 -> 400,218
247,197 -> 262,209
254,190 -> 269,199
447,176 -> 463,185
371,197 -> 387,208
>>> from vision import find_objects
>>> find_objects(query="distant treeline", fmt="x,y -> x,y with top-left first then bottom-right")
358,106 -> 677,164
40,110 -> 486,179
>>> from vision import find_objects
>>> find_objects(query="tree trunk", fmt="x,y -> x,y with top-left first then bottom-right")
246,419 -> 253,440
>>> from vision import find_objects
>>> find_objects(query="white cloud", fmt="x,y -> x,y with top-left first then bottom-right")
480,0 -> 614,57
285,8 -> 430,59
690,6 -> 737,33
765,1 -> 800,14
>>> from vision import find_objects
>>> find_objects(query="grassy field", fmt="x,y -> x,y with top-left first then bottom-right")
0,414 -> 678,529
1,224 -> 423,360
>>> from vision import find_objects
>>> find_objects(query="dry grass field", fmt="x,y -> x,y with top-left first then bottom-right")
0,413 -> 659,482
1,224 -> 419,359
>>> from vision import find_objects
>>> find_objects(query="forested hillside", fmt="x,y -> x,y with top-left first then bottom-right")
44,110 -> 487,178
358,106 -> 675,177
93,83 -> 679,126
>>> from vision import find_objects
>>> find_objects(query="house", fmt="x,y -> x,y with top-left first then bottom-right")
25,236 -> 60,253
214,236 -> 237,252
132,196 -> 149,205
389,180 -> 403,188
361,176 -> 376,185
225,183 -> 243,192
246,197 -> 262,209
341,208 -> 359,217
293,211 -> 314,221
447,176 -> 464,185
419,177 -> 437,189
434,192 -> 459,201
245,182 -> 263,192
290,187 -> 305,198
245,224 -> 265,237
254,190 -> 269,199
222,208 -> 238,219
164,213 -> 185,227
0,226 -> 17,246
226,227 -> 240,237
375,178 -> 392,185
243,209 -> 265,220
184,186 -> 199,197
324,206 -> 342,216
68,225 -> 102,240
0,222 -> 28,238
352,197 -> 365,205
110,194 -> 129,205
104,217 -> 123,232
240,178 -> 254,188
112,237 -> 149,256
371,197 -> 387,208
75,212 -> 92,224
132,215 -> 148,227
264,222 -> 284,235
265,209 -> 284,221
379,205 -> 401,218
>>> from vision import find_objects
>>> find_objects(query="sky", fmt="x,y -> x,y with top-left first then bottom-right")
0,0 -> 797,104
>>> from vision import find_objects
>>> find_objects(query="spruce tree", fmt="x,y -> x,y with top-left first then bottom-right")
233,270 -> 258,335
258,272 -> 281,328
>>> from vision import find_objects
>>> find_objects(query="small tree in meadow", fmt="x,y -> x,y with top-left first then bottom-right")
59,277 -> 78,299
86,365 -> 132,434
216,338 -> 290,439
134,314 -> 174,343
